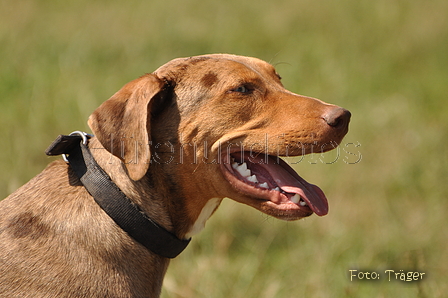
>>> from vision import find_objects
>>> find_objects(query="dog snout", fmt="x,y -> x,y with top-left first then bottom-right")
323,107 -> 351,130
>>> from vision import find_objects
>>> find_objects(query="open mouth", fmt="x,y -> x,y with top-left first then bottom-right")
220,151 -> 328,219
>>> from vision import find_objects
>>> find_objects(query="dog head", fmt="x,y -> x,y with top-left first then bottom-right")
88,54 -> 351,236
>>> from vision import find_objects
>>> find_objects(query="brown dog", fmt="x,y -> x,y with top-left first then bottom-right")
0,54 -> 350,297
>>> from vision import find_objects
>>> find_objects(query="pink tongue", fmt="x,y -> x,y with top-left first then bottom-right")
253,155 -> 329,216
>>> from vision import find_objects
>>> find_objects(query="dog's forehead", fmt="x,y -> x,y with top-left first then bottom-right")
154,54 -> 277,83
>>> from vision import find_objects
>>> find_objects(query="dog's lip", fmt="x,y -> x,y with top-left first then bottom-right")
219,151 -> 329,218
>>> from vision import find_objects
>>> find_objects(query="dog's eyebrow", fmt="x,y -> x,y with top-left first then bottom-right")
231,77 -> 264,89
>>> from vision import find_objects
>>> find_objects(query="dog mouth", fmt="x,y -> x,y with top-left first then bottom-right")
220,151 -> 328,220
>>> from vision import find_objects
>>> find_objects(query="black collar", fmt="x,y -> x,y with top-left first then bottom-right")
45,132 -> 190,259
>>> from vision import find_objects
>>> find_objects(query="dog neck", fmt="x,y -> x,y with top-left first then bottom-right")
88,138 -> 199,239
88,136 -> 222,243
60,136 -> 189,258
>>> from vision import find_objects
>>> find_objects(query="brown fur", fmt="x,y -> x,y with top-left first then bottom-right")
0,54 -> 350,297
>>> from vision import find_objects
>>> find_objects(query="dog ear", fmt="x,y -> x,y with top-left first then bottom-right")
88,74 -> 166,181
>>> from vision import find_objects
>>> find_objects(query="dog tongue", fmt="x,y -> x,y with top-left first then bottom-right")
257,156 -> 329,216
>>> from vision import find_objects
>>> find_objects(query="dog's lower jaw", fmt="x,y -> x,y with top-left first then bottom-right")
184,197 -> 222,239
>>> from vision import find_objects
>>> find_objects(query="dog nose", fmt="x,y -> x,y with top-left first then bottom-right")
323,107 -> 351,129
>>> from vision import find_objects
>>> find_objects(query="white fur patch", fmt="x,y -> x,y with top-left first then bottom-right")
185,198 -> 221,238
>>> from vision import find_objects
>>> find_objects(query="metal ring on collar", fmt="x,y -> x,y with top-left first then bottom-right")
62,131 -> 91,162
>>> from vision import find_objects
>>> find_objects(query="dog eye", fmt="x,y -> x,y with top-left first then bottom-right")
231,85 -> 251,94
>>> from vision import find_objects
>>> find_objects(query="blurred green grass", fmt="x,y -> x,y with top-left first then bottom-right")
1,0 -> 447,297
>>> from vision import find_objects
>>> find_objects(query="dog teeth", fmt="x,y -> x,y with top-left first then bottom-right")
259,182 -> 269,189
247,175 -> 258,183
232,161 -> 252,177
231,161 -> 273,189
290,194 -> 308,206
290,194 -> 301,204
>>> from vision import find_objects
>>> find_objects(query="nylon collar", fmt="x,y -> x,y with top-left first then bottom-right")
46,132 -> 190,259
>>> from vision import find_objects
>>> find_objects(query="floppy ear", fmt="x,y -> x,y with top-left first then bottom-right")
88,74 -> 166,181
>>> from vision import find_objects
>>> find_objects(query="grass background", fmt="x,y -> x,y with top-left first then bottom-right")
1,0 -> 447,297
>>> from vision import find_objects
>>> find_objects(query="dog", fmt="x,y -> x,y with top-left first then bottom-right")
0,54 -> 350,297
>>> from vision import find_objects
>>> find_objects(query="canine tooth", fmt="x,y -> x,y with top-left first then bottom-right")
259,182 -> 269,189
247,175 -> 258,183
273,187 -> 280,192
290,194 -> 301,204
236,162 -> 251,177
299,200 -> 307,206
232,162 -> 239,169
